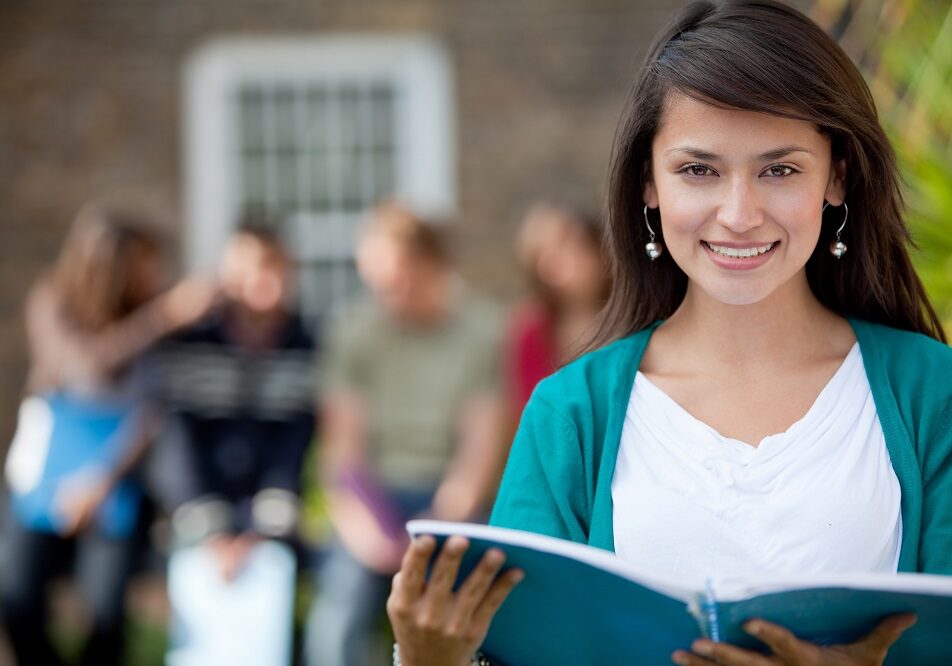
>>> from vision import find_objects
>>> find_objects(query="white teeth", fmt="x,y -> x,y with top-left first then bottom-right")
705,242 -> 775,258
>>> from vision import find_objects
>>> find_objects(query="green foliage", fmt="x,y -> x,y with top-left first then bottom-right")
50,612 -> 167,666
899,142 -> 952,325
813,0 -> 952,332
299,437 -> 334,547
874,0 -> 952,330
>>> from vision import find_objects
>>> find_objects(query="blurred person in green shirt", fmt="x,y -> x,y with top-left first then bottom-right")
305,202 -> 506,666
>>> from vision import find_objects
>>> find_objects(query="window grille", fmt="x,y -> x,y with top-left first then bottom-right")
184,37 -> 455,321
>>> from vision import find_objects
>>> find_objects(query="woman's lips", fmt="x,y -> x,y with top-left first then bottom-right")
701,240 -> 779,270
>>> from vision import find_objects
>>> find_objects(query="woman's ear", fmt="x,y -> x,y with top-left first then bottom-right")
824,158 -> 847,206
643,180 -> 659,209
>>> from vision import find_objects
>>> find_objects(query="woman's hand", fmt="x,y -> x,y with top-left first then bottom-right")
672,613 -> 916,666
387,535 -> 524,666
328,485 -> 408,574
206,532 -> 263,582
55,472 -> 112,536
159,274 -> 219,329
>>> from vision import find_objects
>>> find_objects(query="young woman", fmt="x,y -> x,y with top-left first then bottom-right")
386,1 -> 952,665
0,200 -> 214,666
505,201 -> 611,422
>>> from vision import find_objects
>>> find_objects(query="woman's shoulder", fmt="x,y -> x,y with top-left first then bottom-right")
852,319 -> 952,414
852,319 -> 952,374
529,326 -> 655,413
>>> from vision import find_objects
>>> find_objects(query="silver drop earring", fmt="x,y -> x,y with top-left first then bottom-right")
644,206 -> 663,261
823,202 -> 849,259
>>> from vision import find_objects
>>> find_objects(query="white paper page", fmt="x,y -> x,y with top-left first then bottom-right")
408,519 -> 703,603
712,571 -> 952,602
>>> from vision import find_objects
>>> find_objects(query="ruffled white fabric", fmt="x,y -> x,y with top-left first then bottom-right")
612,343 -> 901,580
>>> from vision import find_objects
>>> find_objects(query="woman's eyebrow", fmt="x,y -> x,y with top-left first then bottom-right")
664,146 -> 719,160
663,145 -> 815,161
758,145 -> 814,160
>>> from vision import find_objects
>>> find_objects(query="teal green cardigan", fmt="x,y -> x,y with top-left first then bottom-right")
490,319 -> 952,574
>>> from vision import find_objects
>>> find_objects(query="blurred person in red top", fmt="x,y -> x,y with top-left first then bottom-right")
505,201 -> 611,422
0,199 -> 214,666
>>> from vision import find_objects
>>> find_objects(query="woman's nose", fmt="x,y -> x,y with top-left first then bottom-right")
716,180 -> 764,233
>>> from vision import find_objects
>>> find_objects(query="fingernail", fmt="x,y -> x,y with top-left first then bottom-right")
692,640 -> 713,657
414,535 -> 434,549
745,621 -> 763,636
671,651 -> 689,665
486,548 -> 504,564
511,569 -> 525,583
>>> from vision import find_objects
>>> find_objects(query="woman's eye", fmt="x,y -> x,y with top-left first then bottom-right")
764,165 -> 795,177
681,164 -> 714,177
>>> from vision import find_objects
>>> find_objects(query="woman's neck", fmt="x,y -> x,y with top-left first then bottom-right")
656,276 -> 855,375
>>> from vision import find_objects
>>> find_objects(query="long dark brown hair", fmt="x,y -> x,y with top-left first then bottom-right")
592,0 -> 946,348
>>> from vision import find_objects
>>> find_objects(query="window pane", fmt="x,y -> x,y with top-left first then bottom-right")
298,259 -> 362,321
241,153 -> 268,211
273,86 -> 297,152
233,78 -> 402,317
277,151 -> 299,212
371,84 -> 395,149
239,87 -> 266,152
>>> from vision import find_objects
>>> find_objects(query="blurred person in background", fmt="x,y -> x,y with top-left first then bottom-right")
305,202 -> 505,666
151,222 -> 315,575
148,223 -> 315,664
0,199 -> 214,666
505,201 -> 611,422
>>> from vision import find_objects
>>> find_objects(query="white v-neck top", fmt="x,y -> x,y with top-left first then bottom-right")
611,343 -> 901,580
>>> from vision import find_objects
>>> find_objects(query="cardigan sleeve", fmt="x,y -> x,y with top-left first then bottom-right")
919,393 -> 952,574
489,394 -> 590,544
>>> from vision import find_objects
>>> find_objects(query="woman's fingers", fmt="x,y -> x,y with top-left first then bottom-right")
470,567 -> 524,630
856,613 -> 917,655
670,613 -> 916,666
389,535 -> 522,651
744,620 -> 819,662
390,535 -> 437,605
451,548 -> 506,619
428,536 -> 469,593
419,535 -> 470,619
672,639 -> 777,666
671,650 -> 718,666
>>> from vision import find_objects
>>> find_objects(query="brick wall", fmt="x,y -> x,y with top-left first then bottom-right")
0,0 -> 682,446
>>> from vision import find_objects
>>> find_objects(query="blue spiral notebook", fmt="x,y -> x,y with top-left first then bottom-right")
407,520 -> 952,666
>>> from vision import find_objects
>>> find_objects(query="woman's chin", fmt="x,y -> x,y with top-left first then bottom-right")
695,282 -> 779,308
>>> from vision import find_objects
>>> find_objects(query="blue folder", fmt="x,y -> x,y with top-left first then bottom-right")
408,520 -> 952,666
9,393 -> 142,538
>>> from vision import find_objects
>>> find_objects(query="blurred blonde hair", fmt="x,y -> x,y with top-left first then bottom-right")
360,201 -> 451,266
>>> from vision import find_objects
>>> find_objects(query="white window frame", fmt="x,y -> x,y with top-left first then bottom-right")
182,35 -> 456,271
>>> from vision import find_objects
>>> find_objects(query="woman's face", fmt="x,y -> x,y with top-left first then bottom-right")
525,210 -> 605,307
644,93 -> 846,307
537,225 -> 605,306
220,234 -> 290,314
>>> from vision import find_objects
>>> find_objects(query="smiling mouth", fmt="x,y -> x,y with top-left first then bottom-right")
702,241 -> 778,258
